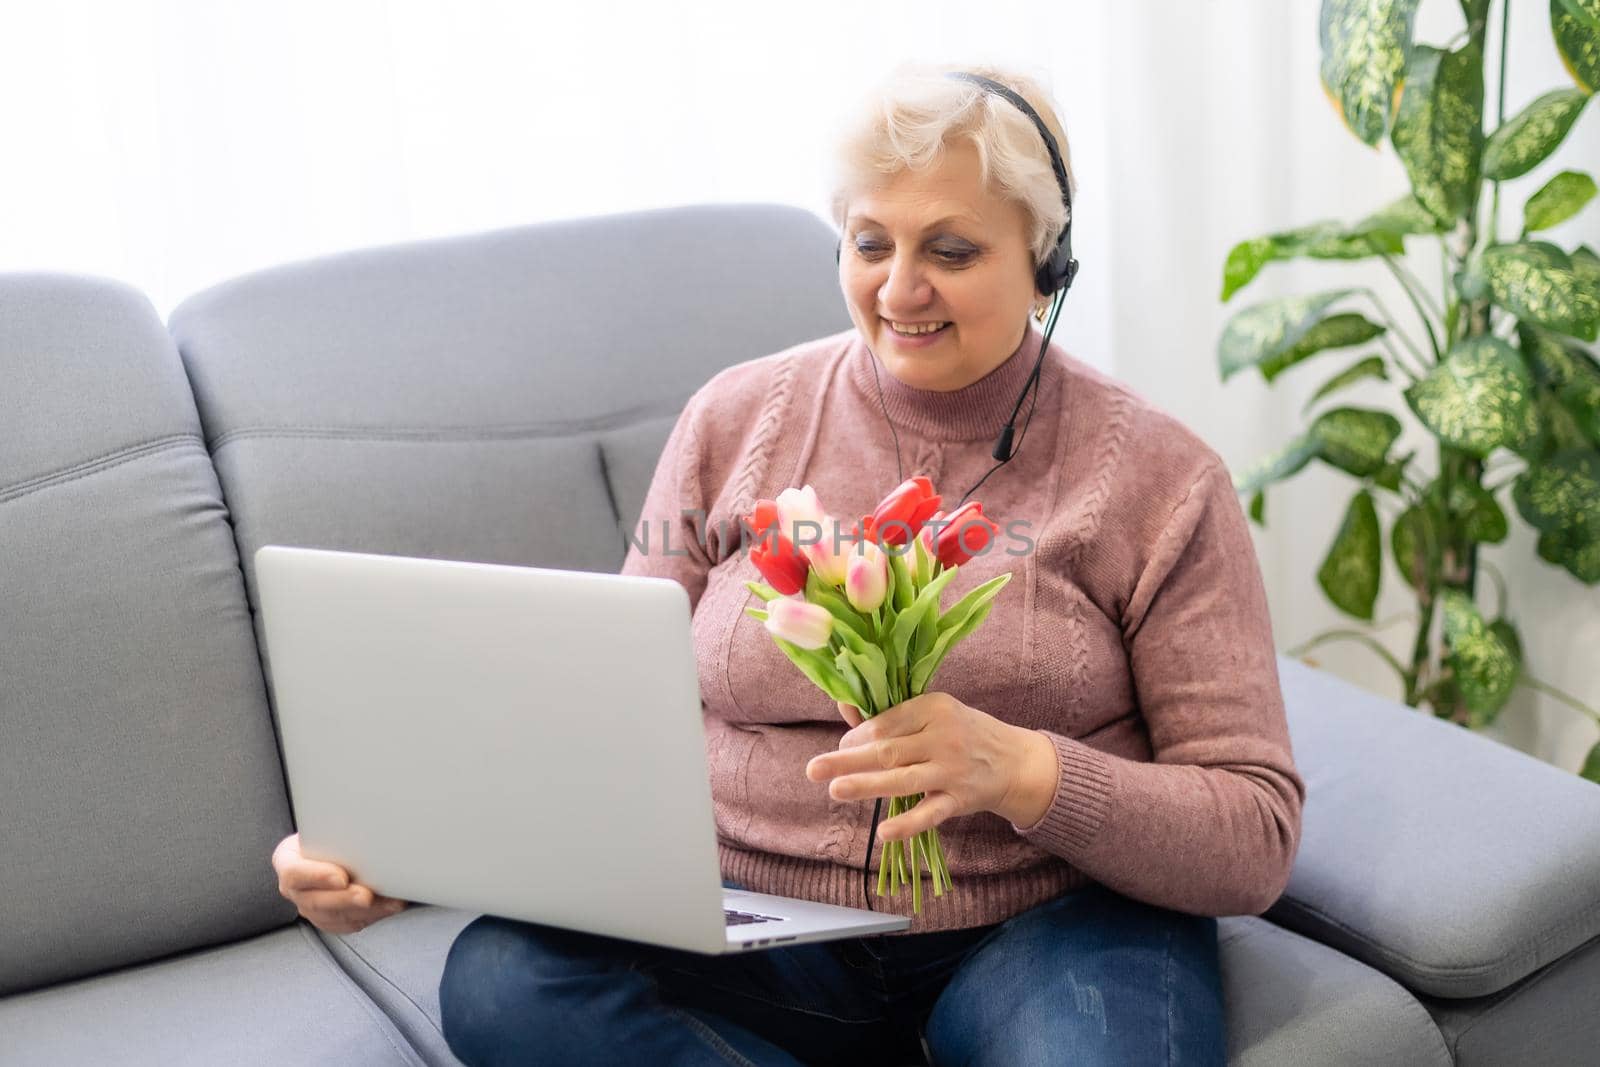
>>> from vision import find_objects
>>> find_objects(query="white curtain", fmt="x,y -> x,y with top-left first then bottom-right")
3,0 -> 1595,767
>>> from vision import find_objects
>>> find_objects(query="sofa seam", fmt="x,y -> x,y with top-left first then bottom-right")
294,922 -> 428,1066
0,433 -> 203,504
324,930 -> 447,1040
208,401 -> 689,451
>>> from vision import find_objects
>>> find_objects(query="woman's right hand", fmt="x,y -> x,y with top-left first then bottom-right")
272,832 -> 411,934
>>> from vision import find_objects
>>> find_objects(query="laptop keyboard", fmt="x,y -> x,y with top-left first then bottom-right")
724,908 -> 785,926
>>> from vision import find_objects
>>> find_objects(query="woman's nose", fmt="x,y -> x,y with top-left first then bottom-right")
879,250 -> 932,310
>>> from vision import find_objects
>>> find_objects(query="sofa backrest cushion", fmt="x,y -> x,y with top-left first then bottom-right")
0,276 -> 295,996
168,203 -> 849,606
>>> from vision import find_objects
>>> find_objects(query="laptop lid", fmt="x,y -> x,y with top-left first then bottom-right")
255,544 -> 734,954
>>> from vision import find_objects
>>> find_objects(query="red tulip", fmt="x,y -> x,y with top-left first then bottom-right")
745,498 -> 810,595
860,476 -> 942,547
933,501 -> 999,567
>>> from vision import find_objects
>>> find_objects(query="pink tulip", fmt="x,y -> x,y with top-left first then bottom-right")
844,541 -> 888,613
778,484 -> 850,586
763,598 -> 833,650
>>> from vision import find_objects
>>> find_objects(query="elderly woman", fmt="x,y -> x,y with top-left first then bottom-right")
272,62 -> 1303,1065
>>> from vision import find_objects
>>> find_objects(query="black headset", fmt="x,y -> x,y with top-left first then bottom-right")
843,72 -> 1081,912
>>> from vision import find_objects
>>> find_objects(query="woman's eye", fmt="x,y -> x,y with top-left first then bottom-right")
933,248 -> 973,263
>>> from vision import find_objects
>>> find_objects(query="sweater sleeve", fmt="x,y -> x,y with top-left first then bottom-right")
619,394 -> 717,614
1011,458 -> 1306,917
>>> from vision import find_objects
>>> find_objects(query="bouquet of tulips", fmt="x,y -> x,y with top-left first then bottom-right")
742,476 -> 1010,912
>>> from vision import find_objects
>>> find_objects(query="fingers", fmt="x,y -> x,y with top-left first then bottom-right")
877,791 -> 961,842
279,858 -> 351,895
807,733 -> 929,783
836,701 -> 864,728
823,763 -> 931,803
297,885 -> 409,933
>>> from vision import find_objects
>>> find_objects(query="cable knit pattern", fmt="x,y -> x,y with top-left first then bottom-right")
621,326 -> 1305,932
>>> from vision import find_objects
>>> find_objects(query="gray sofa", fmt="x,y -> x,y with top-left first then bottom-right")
3,203 -> 1598,1066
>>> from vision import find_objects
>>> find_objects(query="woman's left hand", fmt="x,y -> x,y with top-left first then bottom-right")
805,692 -> 1058,840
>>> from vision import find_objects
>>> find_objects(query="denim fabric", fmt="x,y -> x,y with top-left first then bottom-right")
438,880 -> 1225,1065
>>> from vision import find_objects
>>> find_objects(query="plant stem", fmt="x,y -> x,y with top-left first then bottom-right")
1487,0 -> 1511,249
1364,289 -> 1433,376
1404,592 -> 1438,707
1286,629 -> 1407,685
1518,676 -> 1600,724
1380,254 -> 1444,360
1379,332 -> 1427,383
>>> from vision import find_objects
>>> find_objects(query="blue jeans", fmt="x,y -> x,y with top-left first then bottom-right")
438,880 -> 1226,1065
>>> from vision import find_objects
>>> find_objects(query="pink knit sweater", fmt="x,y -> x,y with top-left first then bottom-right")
620,326 -> 1305,932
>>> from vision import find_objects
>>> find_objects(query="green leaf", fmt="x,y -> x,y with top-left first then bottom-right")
1482,88 -> 1590,180
1488,617 -> 1523,664
1391,501 -> 1440,589
1474,242 -> 1600,342
1519,323 -> 1600,446
1260,313 -> 1388,382
1512,448 -> 1600,582
1234,434 -> 1320,495
1318,489 -> 1382,619
910,602 -> 993,696
1352,193 -> 1447,236
888,546 -> 915,611
913,527 -> 933,588
1523,170 -> 1597,233
805,579 -> 873,644
842,647 -> 889,712
771,637 -> 856,705
1403,335 -> 1540,457
743,581 -> 781,602
936,572 -> 1013,636
1220,225 -> 1404,301
743,606 -> 769,623
1303,354 -> 1390,413
1218,289 -> 1358,380
1390,42 -> 1485,224
1446,479 -> 1509,544
1439,588 -> 1520,725
833,650 -> 869,711
1311,406 -> 1404,476
888,566 -> 957,667
1319,0 -> 1421,146
1249,490 -> 1266,526
1553,0 -> 1600,95
1558,0 -> 1600,34
1581,739 -> 1600,784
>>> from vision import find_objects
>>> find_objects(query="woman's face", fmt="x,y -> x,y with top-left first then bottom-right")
839,138 -> 1040,392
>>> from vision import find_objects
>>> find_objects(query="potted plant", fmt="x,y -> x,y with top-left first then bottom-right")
1217,0 -> 1600,778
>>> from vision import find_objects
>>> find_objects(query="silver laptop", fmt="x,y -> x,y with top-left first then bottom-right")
254,544 -> 910,954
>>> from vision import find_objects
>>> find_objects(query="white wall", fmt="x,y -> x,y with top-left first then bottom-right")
2,0 -> 1595,766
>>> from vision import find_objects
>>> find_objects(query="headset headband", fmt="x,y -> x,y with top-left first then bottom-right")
943,71 -> 1073,221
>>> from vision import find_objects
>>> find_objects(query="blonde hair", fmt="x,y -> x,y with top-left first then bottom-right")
828,62 -> 1076,307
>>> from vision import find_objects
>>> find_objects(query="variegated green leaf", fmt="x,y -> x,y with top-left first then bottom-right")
1261,313 -> 1387,381
1445,479 -> 1509,544
1519,323 -> 1600,445
1221,224 -> 1403,301
1515,447 -> 1600,581
1319,0 -> 1420,146
1391,43 -> 1484,224
1218,289 -> 1357,380
1482,88 -> 1590,180
1404,335 -> 1540,456
1304,355 -> 1389,413
1554,0 -> 1600,94
1558,0 -> 1600,33
1311,406 -> 1404,476
1318,490 -> 1381,619
1391,501 -> 1440,589
1474,242 -> 1600,342
1581,739 -> 1600,784
1234,433 -> 1320,496
1352,193 -> 1447,236
1439,588 -> 1520,723
1523,170 -> 1597,233
1488,617 -> 1523,665
1249,490 -> 1266,525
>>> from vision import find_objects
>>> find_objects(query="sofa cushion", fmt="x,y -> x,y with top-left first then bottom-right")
1417,930 -> 1600,1066
0,924 -> 425,1066
1268,656 -> 1600,999
1219,915 -> 1449,1066
316,906 -> 479,1067
167,202 -> 850,597
0,275 -> 294,996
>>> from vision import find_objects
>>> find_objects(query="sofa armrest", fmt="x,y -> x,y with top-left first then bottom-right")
1265,656 -> 1600,999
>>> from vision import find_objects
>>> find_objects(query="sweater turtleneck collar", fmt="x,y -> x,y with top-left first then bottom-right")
846,325 -> 1044,442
